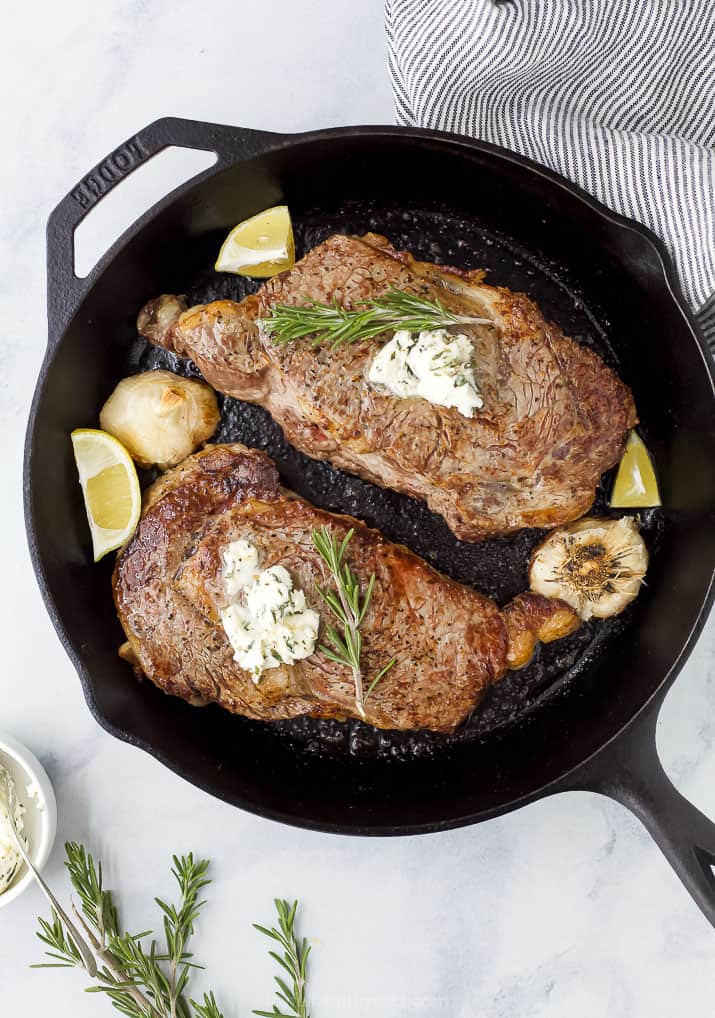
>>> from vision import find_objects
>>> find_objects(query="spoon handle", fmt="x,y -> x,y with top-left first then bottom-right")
11,827 -> 98,977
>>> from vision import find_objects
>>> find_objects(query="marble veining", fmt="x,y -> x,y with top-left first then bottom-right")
1,1 -> 715,1015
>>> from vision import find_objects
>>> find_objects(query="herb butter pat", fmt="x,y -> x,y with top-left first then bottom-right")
220,540 -> 319,682
368,328 -> 483,417
0,769 -> 26,895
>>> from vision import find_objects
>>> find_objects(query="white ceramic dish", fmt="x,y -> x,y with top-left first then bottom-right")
0,731 -> 57,908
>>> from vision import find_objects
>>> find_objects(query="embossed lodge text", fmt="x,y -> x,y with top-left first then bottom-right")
71,135 -> 148,208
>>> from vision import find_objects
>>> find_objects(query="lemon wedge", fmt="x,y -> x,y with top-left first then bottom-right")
610,431 -> 661,508
215,205 -> 295,278
71,429 -> 141,561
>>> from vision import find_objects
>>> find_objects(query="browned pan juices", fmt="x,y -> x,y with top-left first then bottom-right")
126,200 -> 664,761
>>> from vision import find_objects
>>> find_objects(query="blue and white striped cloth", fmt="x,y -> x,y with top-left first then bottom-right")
385,0 -> 715,349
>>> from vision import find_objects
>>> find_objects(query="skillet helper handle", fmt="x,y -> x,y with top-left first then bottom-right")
575,697 -> 715,927
46,116 -> 284,342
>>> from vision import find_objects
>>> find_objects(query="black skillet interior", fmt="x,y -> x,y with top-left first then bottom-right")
27,125 -> 715,833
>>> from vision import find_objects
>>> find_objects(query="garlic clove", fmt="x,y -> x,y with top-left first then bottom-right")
502,592 -> 581,669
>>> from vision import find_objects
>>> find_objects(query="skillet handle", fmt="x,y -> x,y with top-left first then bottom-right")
572,696 -> 715,927
46,116 -> 286,342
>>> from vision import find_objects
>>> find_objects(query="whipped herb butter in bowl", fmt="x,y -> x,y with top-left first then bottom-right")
0,732 -> 57,908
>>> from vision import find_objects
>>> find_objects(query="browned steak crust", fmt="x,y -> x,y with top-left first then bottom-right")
113,444 -> 510,733
138,233 -> 637,540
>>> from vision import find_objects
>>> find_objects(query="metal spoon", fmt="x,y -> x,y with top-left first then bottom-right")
0,764 -> 97,976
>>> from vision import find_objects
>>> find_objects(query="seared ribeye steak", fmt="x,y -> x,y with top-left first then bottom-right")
113,444 -> 577,733
138,233 -> 636,541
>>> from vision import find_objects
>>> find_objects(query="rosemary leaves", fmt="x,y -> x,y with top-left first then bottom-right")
253,899 -> 311,1018
34,841 -> 312,1018
311,526 -> 396,717
259,288 -> 491,348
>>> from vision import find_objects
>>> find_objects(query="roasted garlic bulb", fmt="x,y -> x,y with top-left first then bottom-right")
100,370 -> 220,470
529,517 -> 648,621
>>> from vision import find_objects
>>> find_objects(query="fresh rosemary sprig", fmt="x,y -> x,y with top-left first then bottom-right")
156,854 -> 212,1014
34,843 -> 314,1018
311,526 -> 396,717
253,899 -> 310,1018
35,909 -> 83,969
191,992 -> 225,1018
63,841 -> 120,946
259,287 -> 492,348
34,842 -> 219,1018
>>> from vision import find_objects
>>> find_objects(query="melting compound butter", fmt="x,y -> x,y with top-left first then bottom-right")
368,328 -> 483,417
220,540 -> 319,682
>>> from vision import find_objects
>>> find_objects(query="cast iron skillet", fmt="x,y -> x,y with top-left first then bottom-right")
25,118 -> 715,922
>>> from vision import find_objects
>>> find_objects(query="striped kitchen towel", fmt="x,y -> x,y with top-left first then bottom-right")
385,0 -> 715,349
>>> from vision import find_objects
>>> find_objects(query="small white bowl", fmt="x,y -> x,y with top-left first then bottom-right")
0,731 -> 57,908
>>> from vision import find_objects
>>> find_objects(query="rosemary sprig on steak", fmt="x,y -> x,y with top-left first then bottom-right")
312,526 -> 396,717
259,287 -> 492,348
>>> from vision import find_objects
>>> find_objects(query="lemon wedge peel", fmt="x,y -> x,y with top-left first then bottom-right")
215,205 -> 295,278
71,429 -> 141,562
609,430 -> 661,509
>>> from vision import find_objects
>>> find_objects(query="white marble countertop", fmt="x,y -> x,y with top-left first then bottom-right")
2,1 -> 715,1015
